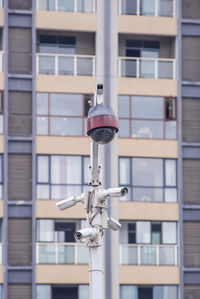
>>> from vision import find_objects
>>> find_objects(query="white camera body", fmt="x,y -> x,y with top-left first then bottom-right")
97,187 -> 128,202
74,227 -> 98,242
56,194 -> 84,211
107,216 -> 121,231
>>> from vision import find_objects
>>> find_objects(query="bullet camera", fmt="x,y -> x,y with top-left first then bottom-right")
107,217 -> 121,231
97,187 -> 128,202
56,194 -> 84,211
74,227 -> 98,241
87,104 -> 118,144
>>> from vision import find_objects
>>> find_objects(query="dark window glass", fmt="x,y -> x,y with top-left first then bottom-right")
138,286 -> 153,299
52,286 -> 78,299
152,223 -> 162,244
55,222 -> 76,243
128,223 -> 136,243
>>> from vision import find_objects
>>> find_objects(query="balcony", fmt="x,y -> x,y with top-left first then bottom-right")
36,243 -> 89,264
119,57 -> 176,79
36,0 -> 96,13
119,0 -> 176,17
36,53 -> 95,76
120,244 -> 178,266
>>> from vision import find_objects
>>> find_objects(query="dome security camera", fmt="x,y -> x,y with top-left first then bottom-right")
87,104 -> 118,144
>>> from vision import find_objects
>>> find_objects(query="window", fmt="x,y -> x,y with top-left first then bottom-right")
37,155 -> 89,200
36,93 -> 93,136
120,285 -> 178,299
119,157 -> 177,202
119,95 -> 177,139
36,284 -> 89,299
125,221 -> 177,245
39,35 -> 76,54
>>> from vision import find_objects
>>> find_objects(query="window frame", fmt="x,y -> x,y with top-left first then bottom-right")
36,92 -> 93,136
118,95 -> 177,140
36,155 -> 89,200
119,157 -> 177,203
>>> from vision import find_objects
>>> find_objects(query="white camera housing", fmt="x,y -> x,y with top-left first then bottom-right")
56,194 -> 84,211
97,187 -> 128,202
74,227 -> 98,241
107,217 -> 121,231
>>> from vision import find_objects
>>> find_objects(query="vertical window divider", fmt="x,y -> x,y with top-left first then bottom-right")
156,246 -> 159,265
55,55 -> 58,75
55,243 -> 58,264
136,59 -> 140,78
138,245 -> 140,265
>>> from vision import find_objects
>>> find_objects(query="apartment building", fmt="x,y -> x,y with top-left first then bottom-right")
0,0 -> 199,298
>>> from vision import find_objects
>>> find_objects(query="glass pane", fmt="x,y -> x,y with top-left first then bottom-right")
166,121 -> 176,139
0,156 -> 2,182
141,0 -> 155,15
37,117 -> 48,135
120,285 -> 137,299
48,0 -> 55,10
66,156 -> 81,184
37,219 -> 54,241
39,56 -> 55,74
0,115 -> 3,134
163,286 -> 178,299
159,246 -> 175,265
38,245 -> 55,264
137,222 -> 151,243
36,285 -> 51,299
162,222 -> 177,244
37,156 -> 49,183
83,157 -> 90,184
140,59 -> 155,78
119,158 -> 130,185
132,96 -> 164,119
50,93 -> 82,116
140,246 -> 156,265
58,56 -> 74,75
51,185 -> 82,200
77,245 -> 89,264
38,0 -> 48,10
37,93 -> 48,115
118,95 -> 130,117
0,185 -> 2,199
159,61 -> 173,79
133,187 -> 163,202
58,0 -> 74,11
77,57 -> 93,76
121,0 -> 137,14
50,117 -> 83,136
58,245 -> 74,264
132,120 -> 164,139
121,59 -> 137,77
121,246 -> 138,265
79,285 -> 90,299
165,188 -> 177,202
159,0 -> 173,17
37,184 -> 50,199
165,160 -> 176,186
132,158 -> 163,187
119,119 -> 130,138
154,286 -> 163,299
77,0 -> 93,12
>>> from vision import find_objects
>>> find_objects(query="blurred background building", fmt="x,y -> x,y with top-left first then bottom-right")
0,0 -> 200,298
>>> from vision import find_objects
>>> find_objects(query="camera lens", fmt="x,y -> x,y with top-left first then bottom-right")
90,127 -> 115,144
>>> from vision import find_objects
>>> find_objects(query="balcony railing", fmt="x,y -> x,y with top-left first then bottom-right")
120,244 -> 178,266
36,53 -> 96,76
119,57 -> 176,79
37,0 -> 96,13
0,52 -> 3,72
119,0 -> 176,17
36,243 -> 89,264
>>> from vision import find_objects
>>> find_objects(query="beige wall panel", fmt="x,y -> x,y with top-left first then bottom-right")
36,201 -> 86,219
0,201 -> 4,217
36,11 -> 96,32
0,73 -> 4,90
118,78 -> 177,97
0,9 -> 4,27
0,266 -> 4,283
36,136 -> 90,155
119,202 -> 179,221
36,75 -> 96,94
120,266 -> 179,284
118,15 -> 177,36
118,139 -> 178,158
36,265 -> 89,284
0,136 -> 4,153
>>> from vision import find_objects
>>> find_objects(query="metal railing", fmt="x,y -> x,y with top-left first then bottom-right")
119,0 -> 176,17
118,56 -> 176,79
0,52 -> 3,72
120,244 -> 178,266
36,53 -> 96,76
37,0 -> 96,13
36,242 -> 89,264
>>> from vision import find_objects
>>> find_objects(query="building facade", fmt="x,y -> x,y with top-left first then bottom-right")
0,0 -> 199,298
